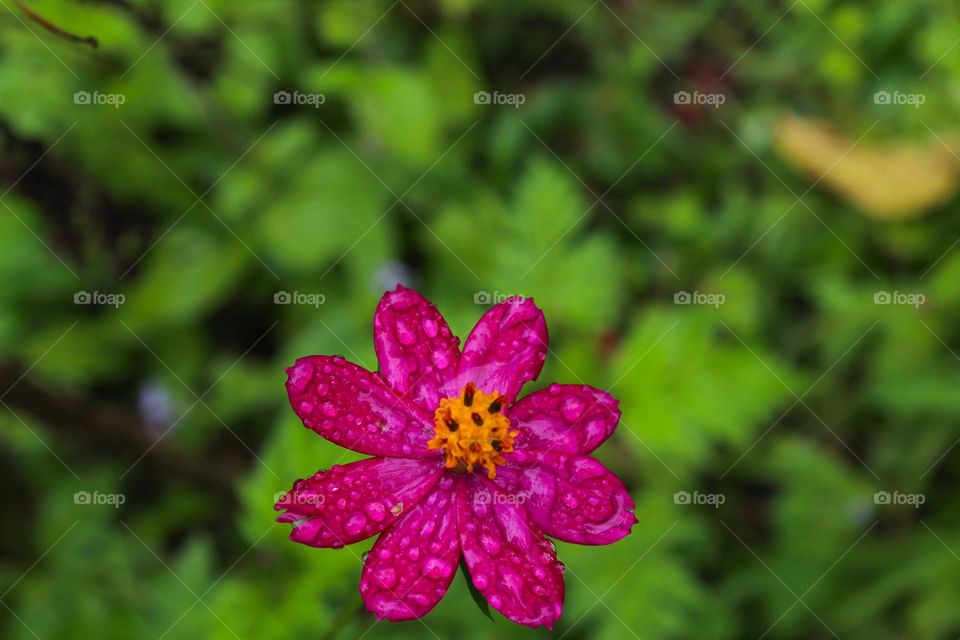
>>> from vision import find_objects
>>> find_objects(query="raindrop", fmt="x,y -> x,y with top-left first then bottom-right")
344,514 -> 367,536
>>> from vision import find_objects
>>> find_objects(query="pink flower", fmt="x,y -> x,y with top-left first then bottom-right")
276,286 -> 636,628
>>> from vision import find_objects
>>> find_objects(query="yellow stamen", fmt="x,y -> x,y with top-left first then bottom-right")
427,383 -> 517,478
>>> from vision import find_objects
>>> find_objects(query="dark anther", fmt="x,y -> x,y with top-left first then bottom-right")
488,399 -> 502,413
463,383 -> 475,406
445,418 -> 459,432
472,412 -> 483,426
492,440 -> 502,451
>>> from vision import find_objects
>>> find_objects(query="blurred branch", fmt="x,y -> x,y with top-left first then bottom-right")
12,0 -> 98,48
0,362 -> 243,495
319,594 -> 364,640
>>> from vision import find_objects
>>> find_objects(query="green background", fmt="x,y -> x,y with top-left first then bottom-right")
1,1 -> 959,638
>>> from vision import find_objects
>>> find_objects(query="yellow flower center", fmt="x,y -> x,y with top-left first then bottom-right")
428,383 -> 517,479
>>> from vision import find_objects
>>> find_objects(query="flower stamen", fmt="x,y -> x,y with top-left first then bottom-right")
427,383 -> 517,478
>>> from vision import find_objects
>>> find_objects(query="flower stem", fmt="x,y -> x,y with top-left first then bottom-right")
320,593 -> 364,640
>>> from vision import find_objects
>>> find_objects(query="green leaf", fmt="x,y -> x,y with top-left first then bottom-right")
459,557 -> 494,622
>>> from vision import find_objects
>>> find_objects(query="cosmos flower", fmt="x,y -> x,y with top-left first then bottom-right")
276,286 -> 636,628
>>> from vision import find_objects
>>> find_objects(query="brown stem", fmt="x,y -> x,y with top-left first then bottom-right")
13,0 -> 99,49
0,362 -> 243,495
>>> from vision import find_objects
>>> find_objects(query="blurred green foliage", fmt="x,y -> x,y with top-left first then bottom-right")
2,1 -> 960,639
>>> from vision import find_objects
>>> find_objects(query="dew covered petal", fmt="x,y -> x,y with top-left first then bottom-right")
457,475 -> 564,628
286,355 -> 438,458
510,384 -> 620,455
360,476 -> 460,620
275,457 -> 443,548
451,297 -> 547,403
374,285 -> 461,412
496,451 -> 635,545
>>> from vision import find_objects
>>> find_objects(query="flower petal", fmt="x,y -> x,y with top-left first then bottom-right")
510,384 -> 620,455
451,297 -> 547,402
457,475 -> 564,628
286,355 -> 438,458
275,457 -> 443,548
360,476 -> 460,621
496,451 -> 636,546
374,285 -> 461,411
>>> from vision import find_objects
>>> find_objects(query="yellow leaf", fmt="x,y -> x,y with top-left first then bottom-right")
774,114 -> 960,220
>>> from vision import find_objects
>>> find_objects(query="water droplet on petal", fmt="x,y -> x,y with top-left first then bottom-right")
287,361 -> 313,393
423,557 -> 452,579
560,396 -> 585,422
375,566 -> 397,589
431,349 -> 450,370
421,317 -> 439,338
479,532 -> 501,556
395,321 -> 418,346
344,514 -> 367,536
364,501 -> 386,522
320,401 -> 338,417
472,572 -> 489,590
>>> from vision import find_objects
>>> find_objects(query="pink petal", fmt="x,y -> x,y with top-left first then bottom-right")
374,285 -> 461,411
275,457 -> 443,548
510,384 -> 620,455
451,297 -> 547,402
496,451 -> 636,546
360,476 -> 460,620
457,475 -> 564,628
286,355 -> 438,458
